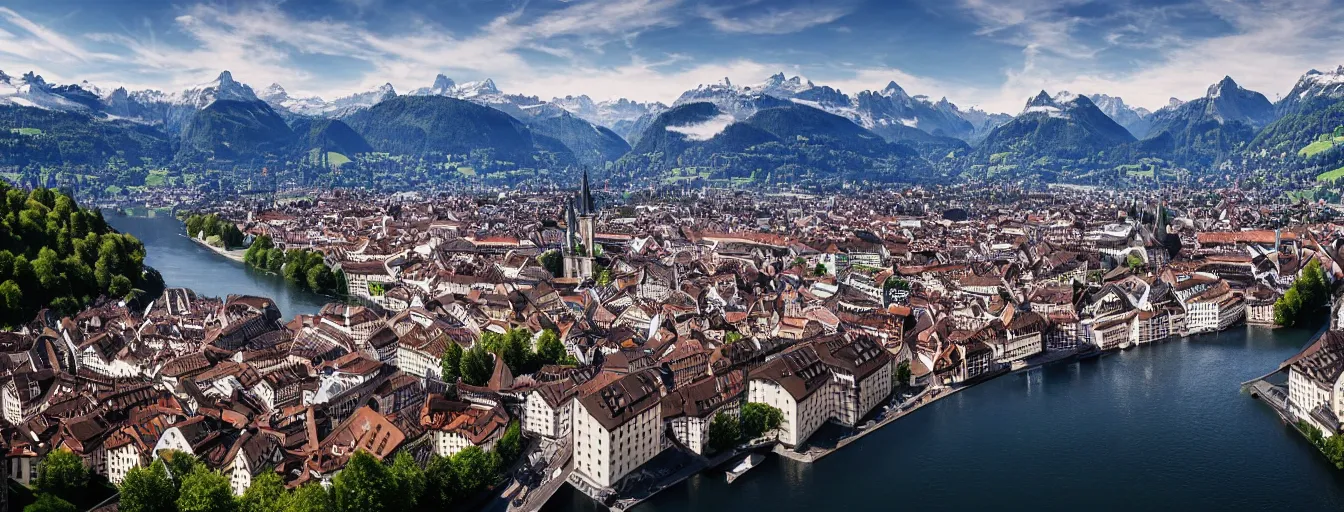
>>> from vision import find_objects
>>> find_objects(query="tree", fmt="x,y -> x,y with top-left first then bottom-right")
537,250 -> 562,277
441,342 -> 464,382
423,456 -> 461,510
501,328 -> 531,375
459,345 -> 494,386
238,471 -> 286,512
723,331 -> 743,344
387,452 -> 426,512
814,263 -> 827,276
1276,258 -> 1331,327
450,446 -> 497,495
162,450 -> 202,490
36,449 -> 89,497
496,420 -> 523,463
534,330 -> 565,366
595,268 -> 613,286
279,484 -> 331,512
110,274 -> 133,298
332,451 -> 391,512
740,402 -> 784,439
0,280 -> 23,327
895,360 -> 912,387
176,467 -> 237,512
120,460 -> 177,512
24,494 -> 77,512
707,412 -> 742,453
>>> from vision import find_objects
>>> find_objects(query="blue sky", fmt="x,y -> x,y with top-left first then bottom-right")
2,0 -> 1343,113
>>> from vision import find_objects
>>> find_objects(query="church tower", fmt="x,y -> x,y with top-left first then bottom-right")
563,168 -> 599,280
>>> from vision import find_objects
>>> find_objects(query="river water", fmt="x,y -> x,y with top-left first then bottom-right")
105,213 -> 1344,511
106,213 -> 330,317
548,326 -> 1344,511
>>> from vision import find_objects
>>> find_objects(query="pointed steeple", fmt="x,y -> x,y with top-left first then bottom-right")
580,167 -> 595,215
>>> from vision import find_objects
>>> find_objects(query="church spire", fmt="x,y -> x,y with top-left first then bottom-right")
580,167 -> 595,215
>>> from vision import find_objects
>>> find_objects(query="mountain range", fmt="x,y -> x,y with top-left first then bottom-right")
5,66 -> 1344,187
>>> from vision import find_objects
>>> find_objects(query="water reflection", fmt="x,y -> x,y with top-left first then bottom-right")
106,213 -> 330,317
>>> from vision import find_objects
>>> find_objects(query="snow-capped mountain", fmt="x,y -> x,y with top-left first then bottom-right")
1280,66 -> 1344,112
550,95 -> 668,141
672,73 -> 994,143
672,76 -> 794,120
1088,93 -> 1152,138
0,70 -> 99,111
850,82 -> 975,140
258,83 -> 328,117
133,70 -> 258,109
1199,76 -> 1276,127
409,74 -> 456,96
404,74 -> 568,120
322,83 -> 397,117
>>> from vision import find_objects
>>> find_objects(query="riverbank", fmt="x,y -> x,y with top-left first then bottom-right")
546,325 -> 1341,512
187,233 -> 247,263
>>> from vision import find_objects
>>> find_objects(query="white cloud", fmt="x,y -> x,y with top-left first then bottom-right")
666,112 -> 736,140
948,0 -> 1344,113
699,2 -> 855,35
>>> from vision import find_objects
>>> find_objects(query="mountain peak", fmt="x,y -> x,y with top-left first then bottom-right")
881,81 -> 909,99
431,74 -> 455,92
1026,90 -> 1055,108
217,70 -> 236,85
1207,75 -> 1240,98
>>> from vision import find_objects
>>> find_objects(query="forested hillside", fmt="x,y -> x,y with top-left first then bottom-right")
0,184 -> 160,327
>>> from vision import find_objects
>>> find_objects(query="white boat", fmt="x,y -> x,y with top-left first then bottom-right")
726,453 -> 765,484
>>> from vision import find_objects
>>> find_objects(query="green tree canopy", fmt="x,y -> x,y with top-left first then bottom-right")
387,452 -> 426,512
707,412 -> 742,453
441,342 -> 464,382
332,451 -> 392,512
120,460 -> 177,512
459,345 -> 494,386
24,494 -> 77,512
176,467 -> 237,512
740,402 -> 784,439
238,471 -> 286,512
36,449 -> 89,497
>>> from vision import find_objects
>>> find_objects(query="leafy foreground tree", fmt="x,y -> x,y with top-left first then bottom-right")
333,451 -> 392,512
388,452 -> 427,512
238,471 -> 286,512
459,345 -> 494,386
35,449 -> 89,497
423,456 -> 463,510
24,494 -> 77,512
279,483 -> 332,512
177,467 -> 237,512
441,342 -> 464,382
495,421 -> 523,463
707,412 -> 742,453
120,460 -> 177,512
740,402 -> 784,440
1275,258 -> 1331,327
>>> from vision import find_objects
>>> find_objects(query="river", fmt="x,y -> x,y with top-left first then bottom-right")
106,213 -> 330,317
547,325 -> 1344,511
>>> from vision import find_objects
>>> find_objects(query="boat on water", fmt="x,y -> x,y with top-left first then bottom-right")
726,453 -> 765,484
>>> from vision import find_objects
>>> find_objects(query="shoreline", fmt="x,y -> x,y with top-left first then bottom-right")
603,325 -> 1272,509
186,233 -> 247,263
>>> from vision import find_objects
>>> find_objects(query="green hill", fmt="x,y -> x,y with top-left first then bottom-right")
0,105 -> 174,166
342,95 -> 574,167
178,99 -> 295,161
527,112 -> 630,167
614,102 -> 933,185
